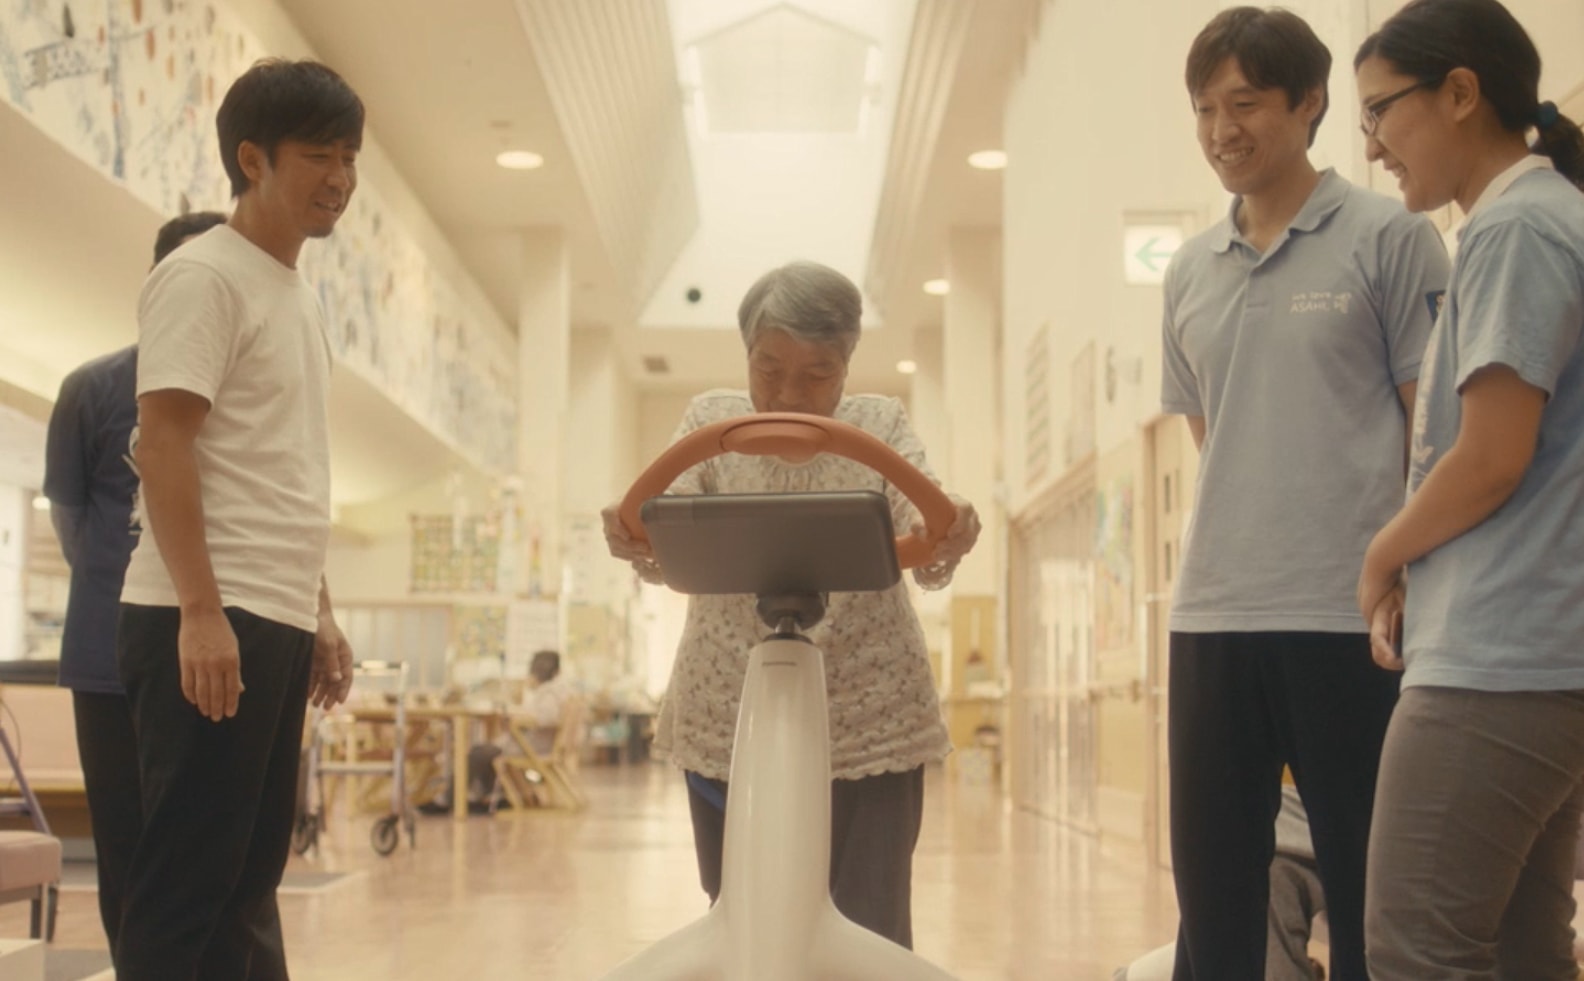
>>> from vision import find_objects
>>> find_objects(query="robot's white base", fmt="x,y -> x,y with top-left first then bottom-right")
598,637 -> 961,981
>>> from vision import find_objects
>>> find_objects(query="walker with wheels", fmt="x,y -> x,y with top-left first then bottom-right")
293,659 -> 417,857
597,412 -> 964,981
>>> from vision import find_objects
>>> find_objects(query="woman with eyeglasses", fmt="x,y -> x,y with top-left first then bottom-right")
1351,0 -> 1584,976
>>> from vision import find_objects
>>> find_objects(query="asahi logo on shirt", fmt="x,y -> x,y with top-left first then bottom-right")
1290,290 -> 1353,315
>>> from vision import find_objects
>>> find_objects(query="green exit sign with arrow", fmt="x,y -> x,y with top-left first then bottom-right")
1123,225 -> 1185,285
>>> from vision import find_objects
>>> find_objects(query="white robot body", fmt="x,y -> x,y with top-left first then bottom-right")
599,637 -> 960,980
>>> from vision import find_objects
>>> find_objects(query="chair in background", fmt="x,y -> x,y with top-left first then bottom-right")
492,695 -> 587,811
0,686 -> 62,940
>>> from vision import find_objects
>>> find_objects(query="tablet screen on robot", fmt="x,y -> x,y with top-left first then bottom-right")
638,491 -> 901,596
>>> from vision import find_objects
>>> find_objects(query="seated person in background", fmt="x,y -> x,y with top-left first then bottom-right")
421,649 -> 571,814
1116,785 -> 1327,981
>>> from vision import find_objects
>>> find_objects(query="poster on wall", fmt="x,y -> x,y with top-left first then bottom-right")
451,603 -> 507,665
1093,472 -> 1135,654
1024,323 -> 1052,487
506,599 -> 561,677
1065,341 -> 1097,466
409,513 -> 502,594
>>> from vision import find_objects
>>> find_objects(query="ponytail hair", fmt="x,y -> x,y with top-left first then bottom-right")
1534,104 -> 1584,190
1356,0 -> 1584,189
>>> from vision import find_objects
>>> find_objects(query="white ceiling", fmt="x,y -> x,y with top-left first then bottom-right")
274,0 -> 1028,400
0,0 -> 1037,503
692,4 -> 876,135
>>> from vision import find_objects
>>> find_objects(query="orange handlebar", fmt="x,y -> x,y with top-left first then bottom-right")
617,413 -> 958,570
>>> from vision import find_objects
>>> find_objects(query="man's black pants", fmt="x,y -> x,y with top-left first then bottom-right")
114,604 -> 312,981
1168,631 -> 1398,981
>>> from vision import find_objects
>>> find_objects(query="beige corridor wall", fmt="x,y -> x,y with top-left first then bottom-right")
1001,0 -> 1253,835
1004,0 -> 1583,505
638,393 -> 698,467
1002,0 -> 1373,508
1002,0 -> 1584,838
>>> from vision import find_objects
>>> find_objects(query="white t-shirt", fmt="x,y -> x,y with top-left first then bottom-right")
513,677 -> 573,755
651,390 -> 953,781
520,676 -> 572,727
121,225 -> 333,634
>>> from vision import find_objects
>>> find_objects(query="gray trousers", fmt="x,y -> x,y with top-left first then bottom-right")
1366,686 -> 1584,980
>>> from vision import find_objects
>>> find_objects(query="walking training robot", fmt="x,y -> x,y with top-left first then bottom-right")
598,412 -> 964,981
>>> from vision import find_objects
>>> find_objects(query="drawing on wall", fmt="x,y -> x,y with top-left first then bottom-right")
452,603 -> 508,664
1024,323 -> 1051,487
1065,341 -> 1096,466
0,0 -> 517,472
409,513 -> 502,595
1093,475 -> 1134,653
0,1 -> 242,209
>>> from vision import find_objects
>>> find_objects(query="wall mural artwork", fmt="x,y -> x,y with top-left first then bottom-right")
1065,340 -> 1097,467
452,603 -> 507,664
0,0 -> 517,473
409,513 -> 502,595
1024,323 -> 1052,488
1093,474 -> 1134,653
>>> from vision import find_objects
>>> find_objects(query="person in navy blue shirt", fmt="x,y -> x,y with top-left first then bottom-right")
43,209 -> 225,955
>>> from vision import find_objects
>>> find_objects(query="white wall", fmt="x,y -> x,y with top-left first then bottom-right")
996,0 -> 1583,838
568,329 -> 643,510
565,328 -> 642,611
0,486 -> 27,662
638,392 -> 700,467
1000,0 -> 1584,514
328,329 -> 647,607
324,468 -> 500,603
995,0 -> 1575,511
1004,0 -> 1228,509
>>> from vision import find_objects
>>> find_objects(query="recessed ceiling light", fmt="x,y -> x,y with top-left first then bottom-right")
496,150 -> 544,170
31,494 -> 50,512
896,359 -> 918,375
922,279 -> 950,296
967,149 -> 1007,170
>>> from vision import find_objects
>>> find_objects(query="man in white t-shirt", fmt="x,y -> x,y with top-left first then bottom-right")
114,59 -> 363,981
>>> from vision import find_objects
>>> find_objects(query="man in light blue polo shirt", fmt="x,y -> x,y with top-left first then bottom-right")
1159,8 -> 1448,981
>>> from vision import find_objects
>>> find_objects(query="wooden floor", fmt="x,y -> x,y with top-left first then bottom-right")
2,764 -> 1180,979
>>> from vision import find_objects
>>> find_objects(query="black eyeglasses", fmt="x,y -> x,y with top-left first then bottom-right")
1360,78 -> 1441,136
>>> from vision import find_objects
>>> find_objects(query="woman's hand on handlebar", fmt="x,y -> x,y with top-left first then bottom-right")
912,496 -> 981,589
601,503 -> 665,585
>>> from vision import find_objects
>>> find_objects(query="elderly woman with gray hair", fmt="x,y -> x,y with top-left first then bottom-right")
603,259 -> 980,948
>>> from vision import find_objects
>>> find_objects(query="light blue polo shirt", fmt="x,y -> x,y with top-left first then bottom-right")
1403,162 -> 1584,692
1162,169 -> 1449,633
